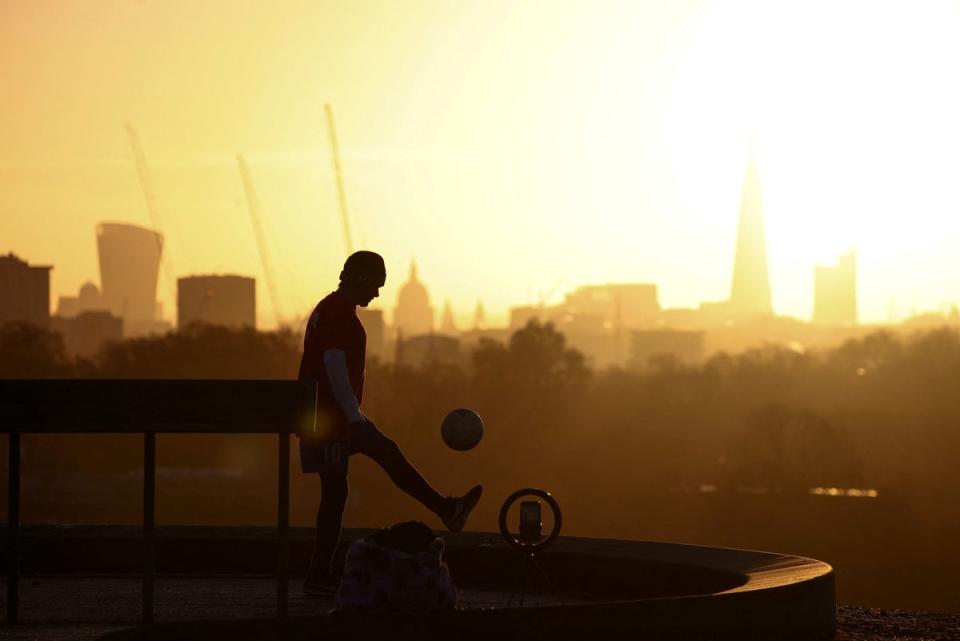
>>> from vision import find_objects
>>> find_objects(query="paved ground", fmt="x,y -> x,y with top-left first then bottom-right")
1,578 -> 958,641
0,577 -> 572,641
836,606 -> 960,641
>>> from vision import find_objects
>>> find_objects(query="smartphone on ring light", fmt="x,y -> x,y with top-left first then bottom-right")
519,500 -> 543,542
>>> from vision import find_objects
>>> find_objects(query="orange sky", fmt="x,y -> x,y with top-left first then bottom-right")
3,0 -> 960,328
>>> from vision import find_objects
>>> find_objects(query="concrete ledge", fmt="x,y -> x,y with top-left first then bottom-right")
3,526 -> 835,640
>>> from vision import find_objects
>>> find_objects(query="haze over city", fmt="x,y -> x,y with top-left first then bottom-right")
4,0 -> 960,328
8,3 -> 960,639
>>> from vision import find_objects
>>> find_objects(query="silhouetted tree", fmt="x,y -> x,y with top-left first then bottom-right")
472,320 -> 589,395
95,323 -> 301,379
0,322 -> 74,378
8,316 -> 960,575
728,404 -> 863,492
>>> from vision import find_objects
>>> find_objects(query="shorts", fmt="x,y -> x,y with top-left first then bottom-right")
298,419 -> 386,475
299,438 -> 350,475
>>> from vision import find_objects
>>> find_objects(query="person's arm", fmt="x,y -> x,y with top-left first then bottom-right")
323,348 -> 364,424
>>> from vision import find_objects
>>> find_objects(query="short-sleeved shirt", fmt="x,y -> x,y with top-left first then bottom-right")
298,289 -> 366,442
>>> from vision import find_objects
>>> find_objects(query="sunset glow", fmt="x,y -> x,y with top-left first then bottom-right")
2,0 -> 960,327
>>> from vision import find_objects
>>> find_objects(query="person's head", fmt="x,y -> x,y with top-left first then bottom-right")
338,251 -> 386,307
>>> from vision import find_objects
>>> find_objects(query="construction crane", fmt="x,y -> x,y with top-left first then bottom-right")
236,154 -> 284,328
539,277 -> 566,309
125,122 -> 175,303
324,103 -> 355,255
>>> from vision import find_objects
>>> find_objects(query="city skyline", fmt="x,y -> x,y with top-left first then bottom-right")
3,1 -> 960,328
0,144 -> 915,334
3,3 -> 960,634
0,209 -> 943,332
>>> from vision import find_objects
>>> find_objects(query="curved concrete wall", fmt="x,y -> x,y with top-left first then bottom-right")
78,528 -> 834,641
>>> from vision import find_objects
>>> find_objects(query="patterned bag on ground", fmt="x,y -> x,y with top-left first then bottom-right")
335,521 -> 458,613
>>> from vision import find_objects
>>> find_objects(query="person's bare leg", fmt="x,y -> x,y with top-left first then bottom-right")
352,422 -> 454,518
311,470 -> 348,577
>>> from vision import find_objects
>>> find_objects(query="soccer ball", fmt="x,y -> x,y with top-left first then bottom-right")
441,408 -> 484,451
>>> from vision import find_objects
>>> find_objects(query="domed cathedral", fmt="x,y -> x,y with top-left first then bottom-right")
392,261 -> 434,337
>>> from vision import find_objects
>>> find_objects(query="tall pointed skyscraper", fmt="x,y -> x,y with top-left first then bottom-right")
728,146 -> 773,315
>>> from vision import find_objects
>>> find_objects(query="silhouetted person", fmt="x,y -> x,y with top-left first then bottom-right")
298,251 -> 482,594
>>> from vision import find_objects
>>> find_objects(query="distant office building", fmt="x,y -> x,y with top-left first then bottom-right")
57,281 -> 107,317
51,310 -> 122,357
813,251 -> 857,325
393,261 -> 433,337
97,223 -> 163,335
697,300 -> 740,325
177,275 -> 256,329
564,283 -> 660,327
357,308 -> 385,360
630,329 -> 705,369
398,333 -> 461,369
506,283 -> 714,368
728,147 -> 773,316
562,327 -> 619,370
507,305 -> 624,369
510,283 -> 660,332
659,307 -> 704,329
0,252 -> 51,327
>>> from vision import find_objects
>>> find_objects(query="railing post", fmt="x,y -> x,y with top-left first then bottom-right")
143,431 -> 156,624
6,431 -> 20,625
277,430 -> 290,619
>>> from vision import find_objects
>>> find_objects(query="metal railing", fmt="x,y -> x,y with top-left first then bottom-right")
1,379 -> 316,626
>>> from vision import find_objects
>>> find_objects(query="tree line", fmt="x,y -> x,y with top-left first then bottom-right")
3,319 -> 960,496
